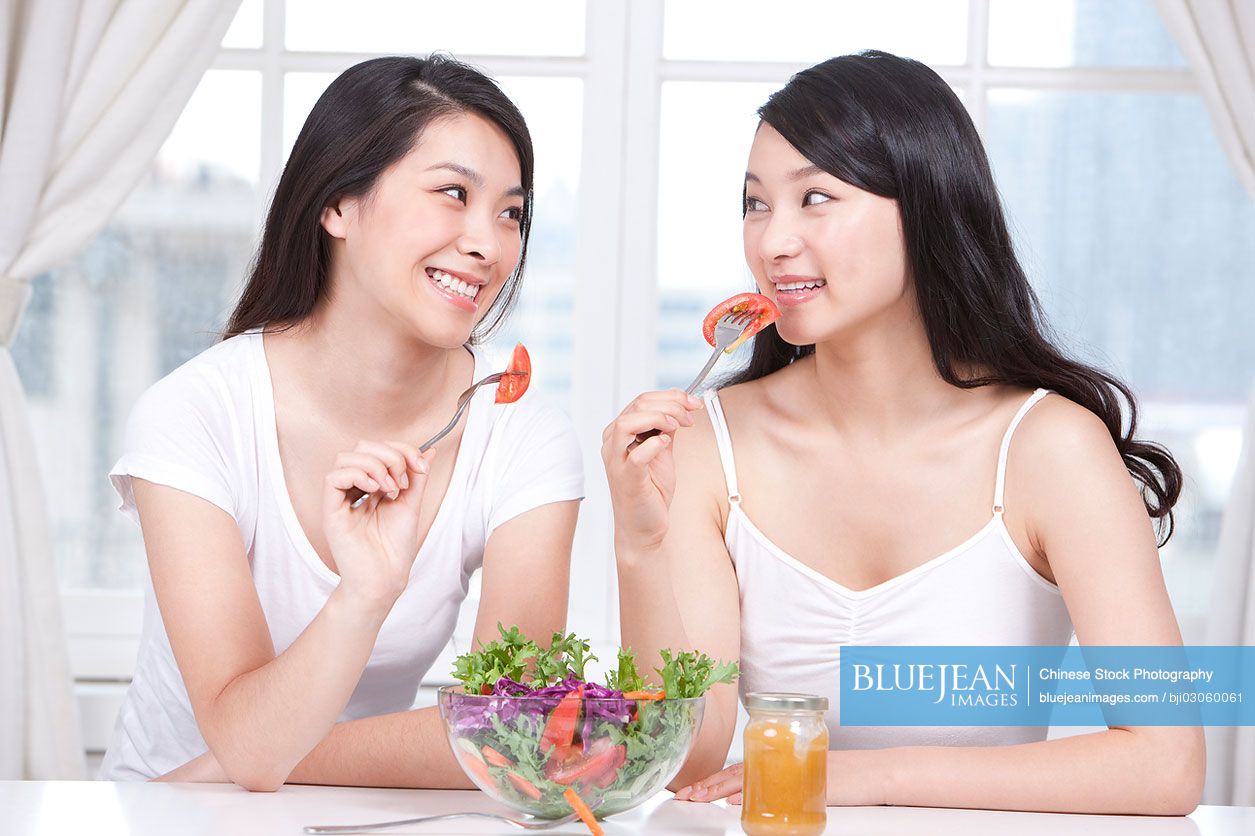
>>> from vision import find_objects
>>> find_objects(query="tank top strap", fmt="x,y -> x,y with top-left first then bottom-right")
703,391 -> 742,504
993,388 -> 1052,514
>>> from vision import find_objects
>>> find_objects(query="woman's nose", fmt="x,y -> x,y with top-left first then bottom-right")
759,212 -> 803,261
457,211 -> 501,265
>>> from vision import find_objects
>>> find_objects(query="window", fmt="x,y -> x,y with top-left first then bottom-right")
13,1 -> 1249,751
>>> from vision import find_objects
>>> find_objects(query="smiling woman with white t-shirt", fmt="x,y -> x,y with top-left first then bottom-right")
99,56 -> 582,790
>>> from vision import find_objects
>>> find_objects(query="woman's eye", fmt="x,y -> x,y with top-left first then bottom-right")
440,185 -> 468,202
500,206 -> 523,222
745,196 -> 768,212
803,191 -> 833,206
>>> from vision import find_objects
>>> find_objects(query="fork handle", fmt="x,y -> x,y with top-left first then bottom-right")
630,344 -> 722,449
304,811 -> 487,833
346,372 -> 507,509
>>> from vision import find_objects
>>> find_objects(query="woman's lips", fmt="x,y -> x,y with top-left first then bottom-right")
773,278 -> 827,308
425,268 -> 481,313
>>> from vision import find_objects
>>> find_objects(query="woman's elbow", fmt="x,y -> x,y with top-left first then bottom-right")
1138,728 -> 1205,816
226,764 -> 287,793
209,745 -> 289,792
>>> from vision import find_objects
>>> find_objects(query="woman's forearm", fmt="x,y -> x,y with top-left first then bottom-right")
199,587 -> 392,790
615,543 -> 696,679
872,726 -> 1204,815
616,544 -> 738,788
283,705 -> 473,789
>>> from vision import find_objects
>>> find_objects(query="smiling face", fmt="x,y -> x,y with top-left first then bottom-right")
320,111 -> 526,348
742,123 -> 913,348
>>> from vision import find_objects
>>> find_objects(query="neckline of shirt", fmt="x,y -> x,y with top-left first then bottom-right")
246,331 -> 483,586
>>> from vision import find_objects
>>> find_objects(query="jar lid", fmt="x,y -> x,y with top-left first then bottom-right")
744,692 -> 829,711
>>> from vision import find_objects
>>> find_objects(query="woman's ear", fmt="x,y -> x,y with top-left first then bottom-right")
320,199 -> 351,238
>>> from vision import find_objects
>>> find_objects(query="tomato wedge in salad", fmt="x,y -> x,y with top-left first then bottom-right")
539,684 -> 583,755
495,343 -> 532,404
701,292 -> 781,353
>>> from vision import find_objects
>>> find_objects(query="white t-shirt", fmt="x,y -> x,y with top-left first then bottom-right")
100,332 -> 583,780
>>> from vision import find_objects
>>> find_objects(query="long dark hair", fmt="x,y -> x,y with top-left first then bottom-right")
224,55 -> 534,343
729,50 -> 1182,544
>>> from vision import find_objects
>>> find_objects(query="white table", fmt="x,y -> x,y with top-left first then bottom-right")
3,782 -> 1254,835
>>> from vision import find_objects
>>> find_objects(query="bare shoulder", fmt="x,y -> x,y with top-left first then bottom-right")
1008,392 -> 1153,535
1012,393 -> 1124,474
709,362 -> 802,430
669,393 -> 729,495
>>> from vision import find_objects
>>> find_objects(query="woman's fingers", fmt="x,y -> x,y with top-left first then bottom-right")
601,390 -> 702,445
354,440 -> 411,491
393,447 -> 435,512
676,762 -> 744,802
335,451 -> 403,499
324,466 -> 383,514
625,433 -> 672,467
602,411 -> 685,460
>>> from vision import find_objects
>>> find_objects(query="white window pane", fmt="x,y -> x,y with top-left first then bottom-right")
221,0 -> 263,49
988,0 -> 1185,68
12,71 -> 262,589
656,81 -> 777,390
286,0 -> 585,56
283,72 -> 337,161
663,0 -> 968,66
480,77 -> 583,411
986,90 -> 1254,614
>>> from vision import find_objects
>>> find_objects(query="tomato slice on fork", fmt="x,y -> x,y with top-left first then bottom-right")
495,343 -> 532,404
701,293 -> 781,353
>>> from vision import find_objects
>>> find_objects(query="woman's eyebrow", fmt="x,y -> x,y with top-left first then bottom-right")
425,161 -> 524,198
744,165 -> 825,184
788,164 -> 824,180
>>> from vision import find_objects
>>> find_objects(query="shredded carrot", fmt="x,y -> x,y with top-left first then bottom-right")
506,770 -> 543,800
461,752 -> 492,787
621,690 -> 666,700
563,787 -> 603,836
482,745 -> 512,768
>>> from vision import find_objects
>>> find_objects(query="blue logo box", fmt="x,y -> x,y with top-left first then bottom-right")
839,646 -> 1255,726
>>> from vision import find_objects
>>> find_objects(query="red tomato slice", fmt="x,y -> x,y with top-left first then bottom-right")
539,685 -> 583,754
701,293 -> 781,353
551,737 -> 625,786
585,744 -> 626,789
496,343 -> 532,404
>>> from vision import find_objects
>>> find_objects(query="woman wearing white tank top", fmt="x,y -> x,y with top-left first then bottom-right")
603,51 -> 1200,815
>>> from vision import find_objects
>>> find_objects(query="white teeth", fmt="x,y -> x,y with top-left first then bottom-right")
777,279 -> 827,291
428,269 -> 479,299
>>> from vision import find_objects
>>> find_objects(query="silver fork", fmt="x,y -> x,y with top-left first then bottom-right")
632,311 -> 754,448
303,808 -> 587,834
347,370 -> 525,509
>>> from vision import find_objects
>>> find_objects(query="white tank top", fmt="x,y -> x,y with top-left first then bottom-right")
705,387 -> 1075,749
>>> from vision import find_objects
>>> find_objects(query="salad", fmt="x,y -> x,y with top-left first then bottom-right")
439,625 -> 738,833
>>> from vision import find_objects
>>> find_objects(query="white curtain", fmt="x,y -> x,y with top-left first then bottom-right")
0,0 -> 240,780
1154,0 -> 1255,196
1204,386 -> 1255,806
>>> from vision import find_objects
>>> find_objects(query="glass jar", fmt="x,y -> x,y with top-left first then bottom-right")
741,692 -> 829,836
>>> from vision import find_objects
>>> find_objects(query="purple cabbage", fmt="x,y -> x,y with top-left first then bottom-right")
444,673 -> 636,740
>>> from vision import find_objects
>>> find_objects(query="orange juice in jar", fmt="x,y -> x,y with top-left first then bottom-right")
741,693 -> 828,836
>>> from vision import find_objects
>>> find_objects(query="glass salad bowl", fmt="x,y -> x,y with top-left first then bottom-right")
438,681 -> 704,819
